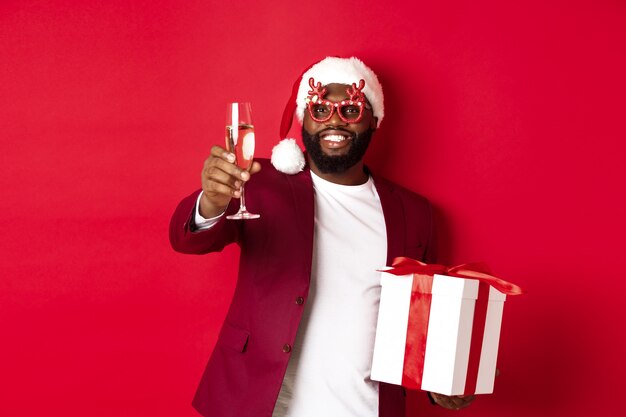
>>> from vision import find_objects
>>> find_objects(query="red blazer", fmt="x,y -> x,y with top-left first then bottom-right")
169,159 -> 436,417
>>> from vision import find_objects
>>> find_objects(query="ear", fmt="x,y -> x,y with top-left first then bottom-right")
370,116 -> 378,131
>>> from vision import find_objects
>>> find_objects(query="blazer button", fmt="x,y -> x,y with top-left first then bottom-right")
282,343 -> 292,353
295,296 -> 304,305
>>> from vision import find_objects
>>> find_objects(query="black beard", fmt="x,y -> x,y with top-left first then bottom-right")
301,126 -> 374,174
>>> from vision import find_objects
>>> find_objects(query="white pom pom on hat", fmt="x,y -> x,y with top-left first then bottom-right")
272,56 -> 385,174
271,138 -> 306,175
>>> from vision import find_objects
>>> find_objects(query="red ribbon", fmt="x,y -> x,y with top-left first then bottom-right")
384,257 -> 523,296
380,257 -> 522,394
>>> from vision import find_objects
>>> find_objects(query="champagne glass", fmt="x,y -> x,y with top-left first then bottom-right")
225,102 -> 260,220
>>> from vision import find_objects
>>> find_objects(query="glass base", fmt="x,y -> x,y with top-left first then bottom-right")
226,210 -> 260,220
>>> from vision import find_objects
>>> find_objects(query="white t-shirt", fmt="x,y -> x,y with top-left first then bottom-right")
273,172 -> 387,417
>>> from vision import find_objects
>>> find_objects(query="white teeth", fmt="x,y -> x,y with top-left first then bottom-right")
323,134 -> 347,142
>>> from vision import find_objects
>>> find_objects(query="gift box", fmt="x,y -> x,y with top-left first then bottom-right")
370,258 -> 522,396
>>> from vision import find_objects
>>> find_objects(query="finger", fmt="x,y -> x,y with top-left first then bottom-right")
210,145 -> 236,163
249,161 -> 262,175
430,393 -> 455,409
203,163 -> 244,190
204,157 -> 250,183
454,400 -> 473,410
203,179 -> 241,199
203,162 -> 241,189
431,393 -> 475,410
452,395 -> 476,410
495,368 -> 501,377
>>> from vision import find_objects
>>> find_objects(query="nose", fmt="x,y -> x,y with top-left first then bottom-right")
325,106 -> 347,127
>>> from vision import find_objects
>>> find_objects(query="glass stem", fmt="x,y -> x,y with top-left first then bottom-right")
239,182 -> 247,212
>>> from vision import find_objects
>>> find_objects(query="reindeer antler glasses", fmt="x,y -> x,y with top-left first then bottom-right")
305,77 -> 372,124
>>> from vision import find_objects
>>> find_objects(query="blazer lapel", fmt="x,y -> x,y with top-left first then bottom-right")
372,174 -> 406,265
286,166 -> 315,273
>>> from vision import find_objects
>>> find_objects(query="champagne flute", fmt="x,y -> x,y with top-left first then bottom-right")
225,102 -> 260,220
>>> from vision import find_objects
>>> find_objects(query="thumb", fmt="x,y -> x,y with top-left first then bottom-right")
249,161 -> 262,175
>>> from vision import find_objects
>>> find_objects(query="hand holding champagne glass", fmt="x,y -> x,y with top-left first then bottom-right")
225,102 -> 260,220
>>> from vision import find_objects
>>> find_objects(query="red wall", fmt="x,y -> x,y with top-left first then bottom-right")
1,1 -> 624,416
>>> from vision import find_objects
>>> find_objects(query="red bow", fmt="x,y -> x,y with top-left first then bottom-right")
382,257 -> 523,295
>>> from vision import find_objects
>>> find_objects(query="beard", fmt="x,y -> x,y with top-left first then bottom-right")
301,126 -> 374,174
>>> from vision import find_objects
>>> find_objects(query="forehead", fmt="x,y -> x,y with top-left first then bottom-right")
321,83 -> 353,98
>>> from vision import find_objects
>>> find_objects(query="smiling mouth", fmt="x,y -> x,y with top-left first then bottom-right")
323,134 -> 348,143
319,132 -> 353,150
319,129 -> 353,140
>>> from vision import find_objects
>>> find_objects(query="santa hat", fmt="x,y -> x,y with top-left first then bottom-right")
272,57 -> 384,175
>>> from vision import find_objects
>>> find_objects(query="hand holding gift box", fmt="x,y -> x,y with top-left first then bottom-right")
371,257 -> 522,396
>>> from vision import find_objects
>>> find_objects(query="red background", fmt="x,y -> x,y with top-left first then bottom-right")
1,1 -> 625,416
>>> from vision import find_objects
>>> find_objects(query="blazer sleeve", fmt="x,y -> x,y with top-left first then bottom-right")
169,189 -> 241,254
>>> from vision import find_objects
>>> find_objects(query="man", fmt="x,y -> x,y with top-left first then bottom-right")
170,57 -> 474,416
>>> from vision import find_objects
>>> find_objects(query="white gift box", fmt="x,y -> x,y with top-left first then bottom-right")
371,272 -> 506,395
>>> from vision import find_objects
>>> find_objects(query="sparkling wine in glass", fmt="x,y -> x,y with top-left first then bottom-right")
225,102 -> 260,220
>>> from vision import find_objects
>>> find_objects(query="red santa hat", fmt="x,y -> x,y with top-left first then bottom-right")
272,56 -> 384,174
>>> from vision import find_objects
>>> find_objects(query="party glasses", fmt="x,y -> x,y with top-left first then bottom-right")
305,77 -> 372,124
